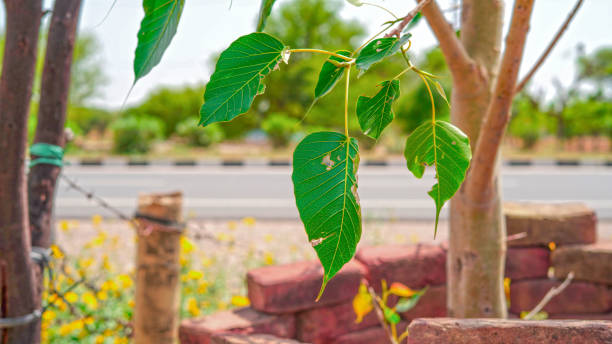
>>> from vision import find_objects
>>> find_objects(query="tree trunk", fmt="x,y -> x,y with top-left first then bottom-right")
27,1 -> 82,342
0,0 -> 42,343
447,0 -> 507,318
29,0 -> 82,250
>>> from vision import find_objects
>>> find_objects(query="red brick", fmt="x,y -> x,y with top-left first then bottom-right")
179,308 -> 295,344
549,313 -> 612,321
504,202 -> 597,247
332,322 -> 408,344
355,244 -> 446,291
552,242 -> 612,285
296,301 -> 378,344
247,260 -> 364,314
406,318 -> 612,344
505,247 -> 550,280
399,285 -> 446,320
211,334 -> 305,344
509,279 -> 612,315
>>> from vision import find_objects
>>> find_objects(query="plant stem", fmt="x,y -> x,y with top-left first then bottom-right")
289,49 -> 353,62
353,23 -> 394,57
419,73 -> 436,123
392,67 -> 413,80
344,66 -> 351,138
362,2 -> 399,19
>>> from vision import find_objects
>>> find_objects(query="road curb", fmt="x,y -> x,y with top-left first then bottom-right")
70,158 -> 612,167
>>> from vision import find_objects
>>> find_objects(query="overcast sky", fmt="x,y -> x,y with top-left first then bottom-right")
4,0 -> 612,108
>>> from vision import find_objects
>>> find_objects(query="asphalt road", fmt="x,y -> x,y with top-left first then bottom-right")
55,165 -> 612,220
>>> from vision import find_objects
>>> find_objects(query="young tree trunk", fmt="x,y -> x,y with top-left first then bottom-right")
27,1 -> 82,342
0,1 -> 42,343
419,0 -> 536,317
448,0 -> 507,318
29,0 -> 82,249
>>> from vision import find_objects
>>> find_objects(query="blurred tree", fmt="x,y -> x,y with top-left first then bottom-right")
126,84 -> 203,137
577,45 -> 612,94
508,92 -> 551,149
69,33 -> 107,106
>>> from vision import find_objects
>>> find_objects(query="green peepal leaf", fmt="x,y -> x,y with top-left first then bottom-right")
356,34 -> 411,73
403,121 -> 471,237
314,50 -> 351,99
134,0 -> 185,83
292,132 -> 361,300
402,12 -> 422,34
356,80 -> 400,139
199,33 -> 289,127
256,0 -> 277,32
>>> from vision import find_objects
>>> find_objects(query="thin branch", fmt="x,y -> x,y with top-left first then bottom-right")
515,0 -> 584,93
465,0 -> 535,203
414,0 -> 473,79
385,0 -> 431,38
367,286 -> 398,344
523,272 -> 574,320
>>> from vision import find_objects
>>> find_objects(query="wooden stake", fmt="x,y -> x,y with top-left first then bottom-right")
133,191 -> 183,344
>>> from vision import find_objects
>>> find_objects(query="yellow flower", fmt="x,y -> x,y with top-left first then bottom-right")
97,290 -> 108,301
217,301 -> 228,310
65,291 -> 79,303
82,292 -> 98,310
79,258 -> 94,269
242,217 -> 256,227
188,270 -> 204,280
201,255 -> 213,267
92,214 -> 103,227
181,236 -> 196,254
186,297 -> 200,316
42,309 -> 56,322
388,282 -> 417,298
101,279 -> 119,292
128,299 -> 135,308
59,220 -> 70,233
227,220 -> 237,230
264,234 -> 274,243
231,295 -> 251,307
216,232 -> 234,243
114,338 -> 129,344
50,245 -> 64,259
83,317 -> 94,325
59,323 -> 74,336
102,255 -> 113,272
504,277 -> 511,305
548,241 -> 556,251
353,283 -> 373,323
95,335 -> 105,344
263,252 -> 275,265
117,274 -> 133,288
197,282 -> 209,294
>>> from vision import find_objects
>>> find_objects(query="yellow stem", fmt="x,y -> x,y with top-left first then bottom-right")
289,49 -> 353,62
344,66 -> 351,138
419,73 -> 436,123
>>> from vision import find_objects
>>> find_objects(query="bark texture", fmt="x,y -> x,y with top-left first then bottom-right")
29,0 -> 82,249
0,0 -> 42,343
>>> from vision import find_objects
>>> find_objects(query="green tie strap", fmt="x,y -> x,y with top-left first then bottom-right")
29,143 -> 64,168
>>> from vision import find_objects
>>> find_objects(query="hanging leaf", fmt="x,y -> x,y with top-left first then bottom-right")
402,12 -> 422,34
396,287 -> 427,313
383,306 -> 401,325
403,120 -> 471,236
356,80 -> 400,139
433,80 -> 449,107
314,50 -> 351,99
352,282 -> 373,323
133,0 -> 185,83
292,132 -> 361,300
256,0 -> 277,32
355,34 -> 411,73
388,282 -> 417,298
199,33 -> 288,127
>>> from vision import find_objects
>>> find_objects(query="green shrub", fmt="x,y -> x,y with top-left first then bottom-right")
67,106 -> 113,133
111,115 -> 164,154
176,118 -> 225,147
261,113 -> 300,148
